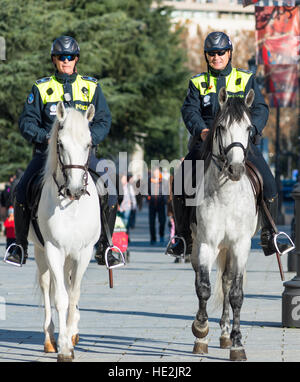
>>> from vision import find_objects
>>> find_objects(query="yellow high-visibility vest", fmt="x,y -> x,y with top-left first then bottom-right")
191,68 -> 252,97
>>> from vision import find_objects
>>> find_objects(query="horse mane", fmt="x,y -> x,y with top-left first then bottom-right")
43,108 -> 90,184
202,96 -> 251,170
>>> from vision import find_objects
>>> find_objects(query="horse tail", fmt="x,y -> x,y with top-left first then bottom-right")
212,248 -> 227,311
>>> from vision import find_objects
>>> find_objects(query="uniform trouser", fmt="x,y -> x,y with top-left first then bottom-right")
16,152 -> 46,204
149,200 -> 166,241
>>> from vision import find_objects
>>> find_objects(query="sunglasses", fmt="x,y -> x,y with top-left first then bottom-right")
57,55 -> 76,62
207,50 -> 227,57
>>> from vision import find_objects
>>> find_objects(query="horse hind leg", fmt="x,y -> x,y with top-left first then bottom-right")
229,273 -> 247,361
192,265 -> 211,354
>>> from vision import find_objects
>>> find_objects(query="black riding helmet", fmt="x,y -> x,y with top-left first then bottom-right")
204,32 -> 233,53
51,36 -> 80,58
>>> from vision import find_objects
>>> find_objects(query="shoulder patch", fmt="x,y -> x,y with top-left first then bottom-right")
27,92 -> 34,104
35,77 -> 52,85
236,68 -> 252,74
191,72 -> 206,79
81,76 -> 98,83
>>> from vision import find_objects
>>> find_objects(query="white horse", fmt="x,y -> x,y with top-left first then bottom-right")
190,88 -> 258,361
29,102 -> 100,362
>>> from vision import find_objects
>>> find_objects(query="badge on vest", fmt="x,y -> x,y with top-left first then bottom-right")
81,87 -> 89,96
50,104 -> 57,115
203,95 -> 211,107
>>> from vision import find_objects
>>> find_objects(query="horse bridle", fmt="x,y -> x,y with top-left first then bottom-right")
53,125 -> 91,200
211,125 -> 251,173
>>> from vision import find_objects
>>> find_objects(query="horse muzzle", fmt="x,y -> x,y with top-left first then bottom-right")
65,187 -> 89,201
227,163 -> 245,181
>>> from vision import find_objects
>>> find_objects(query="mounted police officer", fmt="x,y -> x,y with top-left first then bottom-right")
166,31 -> 291,259
6,36 -> 120,267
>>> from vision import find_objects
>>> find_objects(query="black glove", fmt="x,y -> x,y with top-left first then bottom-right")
250,125 -> 261,145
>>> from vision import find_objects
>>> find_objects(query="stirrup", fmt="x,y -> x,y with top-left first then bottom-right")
273,232 -> 295,256
165,235 -> 186,259
105,246 -> 126,270
3,244 -> 24,267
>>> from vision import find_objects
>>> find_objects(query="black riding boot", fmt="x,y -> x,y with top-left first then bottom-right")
165,195 -> 193,258
5,201 -> 30,265
94,195 -> 121,267
260,195 -> 292,256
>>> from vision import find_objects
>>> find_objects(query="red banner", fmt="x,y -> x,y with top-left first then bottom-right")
265,64 -> 298,107
256,6 -> 300,65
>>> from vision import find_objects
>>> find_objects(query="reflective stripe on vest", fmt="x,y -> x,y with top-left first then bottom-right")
36,75 -> 97,104
191,68 -> 252,97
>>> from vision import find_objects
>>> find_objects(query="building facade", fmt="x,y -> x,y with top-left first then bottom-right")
155,0 -> 255,34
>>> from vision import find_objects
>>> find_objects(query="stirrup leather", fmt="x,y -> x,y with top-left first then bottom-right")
105,245 -> 126,270
3,243 -> 25,267
165,235 -> 186,259
273,232 -> 295,256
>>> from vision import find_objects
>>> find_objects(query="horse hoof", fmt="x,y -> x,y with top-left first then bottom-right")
193,339 -> 208,354
230,347 -> 247,361
72,334 -> 79,346
220,336 -> 232,349
192,320 -> 209,338
57,353 -> 73,362
44,340 -> 57,353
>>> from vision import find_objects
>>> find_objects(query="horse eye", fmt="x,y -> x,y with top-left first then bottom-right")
219,125 -> 226,131
247,125 -> 253,132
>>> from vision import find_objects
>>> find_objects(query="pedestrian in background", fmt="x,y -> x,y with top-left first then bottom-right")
148,167 -> 167,245
119,174 -> 137,237
4,206 -> 16,253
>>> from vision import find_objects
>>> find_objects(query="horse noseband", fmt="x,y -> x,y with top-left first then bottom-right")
53,140 -> 91,200
223,141 -> 248,158
212,127 -> 250,173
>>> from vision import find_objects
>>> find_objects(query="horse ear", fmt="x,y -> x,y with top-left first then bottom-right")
56,101 -> 66,122
85,104 -> 95,122
218,87 -> 228,107
245,89 -> 255,108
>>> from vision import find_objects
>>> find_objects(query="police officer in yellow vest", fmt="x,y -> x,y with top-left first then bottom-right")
6,36 -> 120,267
166,31 -> 289,258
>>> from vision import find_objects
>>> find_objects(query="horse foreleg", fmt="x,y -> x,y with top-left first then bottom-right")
46,243 -> 73,362
229,273 -> 247,361
192,265 -> 211,354
67,246 -> 93,352
34,247 -> 57,353
219,268 -> 233,349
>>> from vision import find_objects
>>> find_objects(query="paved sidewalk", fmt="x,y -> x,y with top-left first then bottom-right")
0,205 -> 299,364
